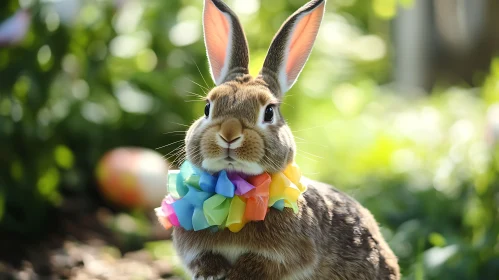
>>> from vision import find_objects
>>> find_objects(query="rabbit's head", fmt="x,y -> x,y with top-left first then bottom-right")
186,0 -> 325,175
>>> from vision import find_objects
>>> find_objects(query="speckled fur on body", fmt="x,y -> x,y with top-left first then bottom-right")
171,0 -> 400,279
173,179 -> 399,280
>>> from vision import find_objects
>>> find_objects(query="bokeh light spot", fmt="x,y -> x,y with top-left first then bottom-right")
136,49 -> 158,72
54,145 -> 74,169
232,0 -> 260,15
169,21 -> 200,47
37,45 -> 52,67
45,10 -> 60,32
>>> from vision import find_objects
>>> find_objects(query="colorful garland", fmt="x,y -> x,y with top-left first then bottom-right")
155,161 -> 306,233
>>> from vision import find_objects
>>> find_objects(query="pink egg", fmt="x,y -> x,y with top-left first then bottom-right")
96,147 -> 169,209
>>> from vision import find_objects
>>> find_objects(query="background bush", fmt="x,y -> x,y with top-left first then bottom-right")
0,0 -> 498,279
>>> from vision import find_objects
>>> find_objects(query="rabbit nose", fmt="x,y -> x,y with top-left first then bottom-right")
219,118 -> 243,145
219,134 -> 241,144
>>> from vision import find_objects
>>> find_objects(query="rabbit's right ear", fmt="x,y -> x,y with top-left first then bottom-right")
258,0 -> 325,98
203,0 -> 250,85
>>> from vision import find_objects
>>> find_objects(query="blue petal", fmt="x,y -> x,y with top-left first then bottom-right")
167,170 -> 184,198
183,186 -> 212,208
209,226 -> 219,233
191,164 -> 203,175
175,172 -> 188,196
180,161 -> 195,177
172,199 -> 194,230
272,199 -> 285,211
192,208 -> 211,231
200,172 -> 217,193
176,161 -> 197,196
215,170 -> 235,198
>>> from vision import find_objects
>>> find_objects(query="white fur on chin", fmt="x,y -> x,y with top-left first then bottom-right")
201,158 -> 264,175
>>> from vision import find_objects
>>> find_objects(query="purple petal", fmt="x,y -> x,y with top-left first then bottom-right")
229,173 -> 255,195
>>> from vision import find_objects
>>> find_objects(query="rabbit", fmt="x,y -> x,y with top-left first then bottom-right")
171,0 -> 401,279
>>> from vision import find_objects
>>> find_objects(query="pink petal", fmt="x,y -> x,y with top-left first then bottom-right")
161,195 -> 180,226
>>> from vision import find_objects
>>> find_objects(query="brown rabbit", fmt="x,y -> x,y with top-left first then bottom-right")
172,0 -> 400,279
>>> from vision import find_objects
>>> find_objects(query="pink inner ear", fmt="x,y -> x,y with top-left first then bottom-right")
285,2 -> 325,85
204,0 -> 231,81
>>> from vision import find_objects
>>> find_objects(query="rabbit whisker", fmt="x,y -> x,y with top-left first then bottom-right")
297,152 -> 319,162
156,139 -> 185,150
184,99 -> 206,103
162,145 -> 186,159
164,146 -> 185,157
162,131 -> 187,135
294,136 -> 328,148
292,124 -> 329,133
163,150 -> 182,160
191,57 -> 214,89
188,79 -> 209,94
169,121 -> 191,128
298,150 -> 323,159
185,91 -> 207,99
262,155 -> 281,172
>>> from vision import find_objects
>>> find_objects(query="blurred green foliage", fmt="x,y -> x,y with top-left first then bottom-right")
0,0 -> 498,279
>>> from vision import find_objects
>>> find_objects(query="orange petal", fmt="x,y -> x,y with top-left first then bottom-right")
247,173 -> 271,188
244,196 -> 269,221
157,216 -> 172,230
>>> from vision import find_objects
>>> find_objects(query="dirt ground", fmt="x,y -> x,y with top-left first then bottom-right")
0,195 -> 185,280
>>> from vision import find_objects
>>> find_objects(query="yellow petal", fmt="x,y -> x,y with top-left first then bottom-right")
226,196 -> 246,227
283,162 -> 301,184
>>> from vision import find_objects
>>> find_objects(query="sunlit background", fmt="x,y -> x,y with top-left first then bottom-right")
1,0 -> 498,279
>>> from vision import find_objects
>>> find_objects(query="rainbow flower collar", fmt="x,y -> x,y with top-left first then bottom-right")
155,161 -> 306,233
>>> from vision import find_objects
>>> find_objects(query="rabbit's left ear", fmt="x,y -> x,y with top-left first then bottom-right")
203,0 -> 250,85
258,0 -> 325,97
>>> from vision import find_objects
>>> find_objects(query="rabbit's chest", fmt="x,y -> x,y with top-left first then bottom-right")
213,246 -> 248,264
183,245 -> 286,266
182,246 -> 248,265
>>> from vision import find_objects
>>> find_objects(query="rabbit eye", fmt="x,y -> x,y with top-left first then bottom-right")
264,105 -> 274,123
205,102 -> 210,118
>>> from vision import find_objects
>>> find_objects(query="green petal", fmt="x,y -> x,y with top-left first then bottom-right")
203,194 -> 231,226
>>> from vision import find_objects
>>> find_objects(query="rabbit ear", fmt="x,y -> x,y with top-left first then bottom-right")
258,0 -> 325,97
203,0 -> 250,85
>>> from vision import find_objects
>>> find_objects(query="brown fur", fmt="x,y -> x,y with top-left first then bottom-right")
180,75 -> 400,280
172,1 -> 400,279
186,76 -> 294,175
174,177 -> 400,279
